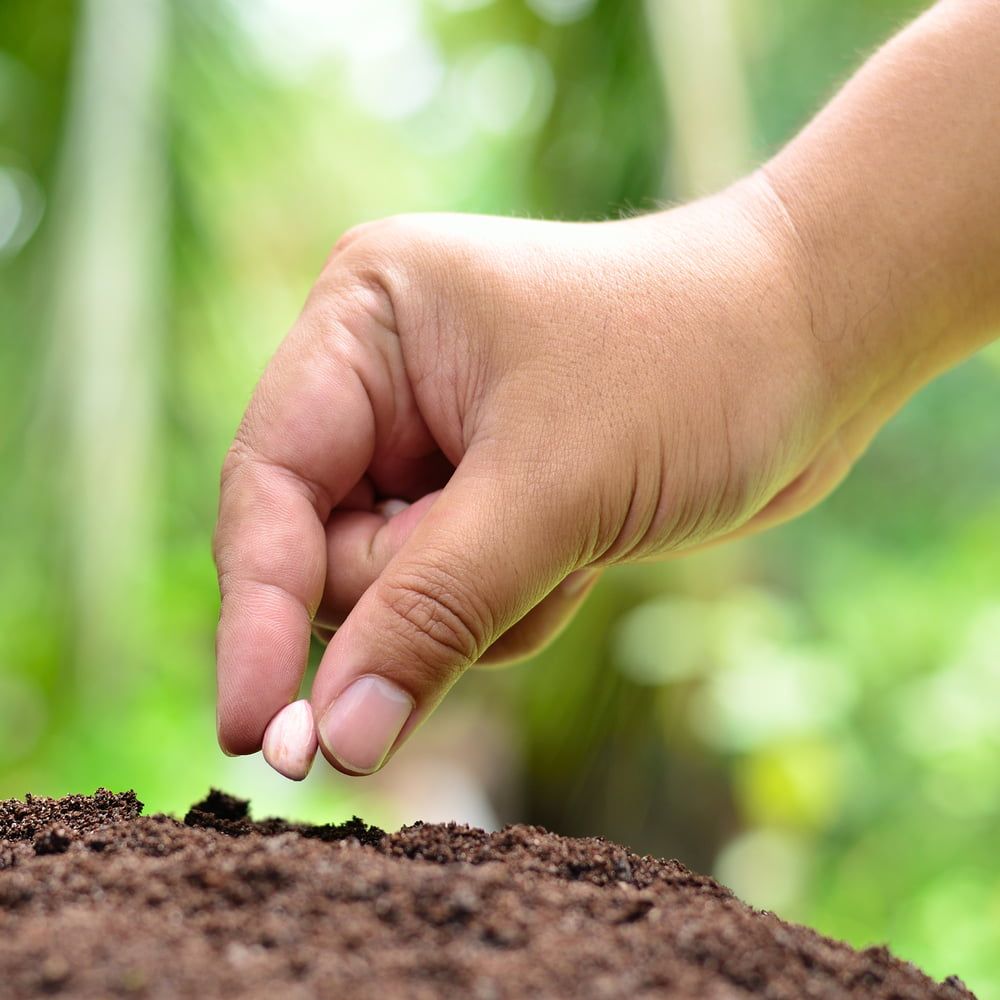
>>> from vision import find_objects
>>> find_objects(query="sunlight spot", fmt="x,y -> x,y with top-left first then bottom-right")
715,827 -> 811,915
526,0 -> 596,25
455,44 -> 554,135
0,166 -> 44,257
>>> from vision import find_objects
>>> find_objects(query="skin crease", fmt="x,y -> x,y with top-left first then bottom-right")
215,0 -> 1000,777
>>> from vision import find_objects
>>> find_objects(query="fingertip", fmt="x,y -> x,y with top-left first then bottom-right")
215,581 -> 314,757
217,709 -> 258,757
217,727 -> 262,758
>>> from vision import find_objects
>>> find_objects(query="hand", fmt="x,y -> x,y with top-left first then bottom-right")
213,175 -> 880,780
217,0 -> 1000,781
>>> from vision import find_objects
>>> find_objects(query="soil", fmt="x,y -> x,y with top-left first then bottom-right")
0,789 -> 976,1000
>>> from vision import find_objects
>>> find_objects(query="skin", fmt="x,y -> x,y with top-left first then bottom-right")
217,0 -> 1000,779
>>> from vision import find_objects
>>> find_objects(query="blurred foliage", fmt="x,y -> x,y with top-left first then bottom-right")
1,0 -> 998,994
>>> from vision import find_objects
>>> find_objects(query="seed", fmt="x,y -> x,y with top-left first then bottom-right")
262,700 -> 318,781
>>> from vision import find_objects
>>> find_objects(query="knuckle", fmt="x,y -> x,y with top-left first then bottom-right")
328,220 -> 386,261
379,567 -> 490,671
308,265 -> 396,342
219,439 -> 251,491
328,216 -> 409,266
327,213 -> 446,281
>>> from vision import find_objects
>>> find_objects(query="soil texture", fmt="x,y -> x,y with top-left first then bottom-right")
0,788 -> 977,999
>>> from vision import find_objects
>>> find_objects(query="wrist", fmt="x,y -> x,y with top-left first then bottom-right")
607,182 -> 848,551
745,163 -> 935,426
752,0 -> 1000,419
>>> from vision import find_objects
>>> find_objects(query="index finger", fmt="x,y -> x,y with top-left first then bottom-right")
213,287 -> 389,755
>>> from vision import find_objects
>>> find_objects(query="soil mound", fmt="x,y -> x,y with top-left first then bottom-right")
0,788 -> 976,999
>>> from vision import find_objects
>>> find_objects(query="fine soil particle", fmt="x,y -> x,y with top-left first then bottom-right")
0,789 -> 977,1000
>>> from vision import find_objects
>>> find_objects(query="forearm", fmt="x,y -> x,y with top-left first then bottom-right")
761,0 -> 1000,412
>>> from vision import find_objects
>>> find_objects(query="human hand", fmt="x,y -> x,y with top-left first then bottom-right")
213,176 -> 891,780
216,0 -> 1000,781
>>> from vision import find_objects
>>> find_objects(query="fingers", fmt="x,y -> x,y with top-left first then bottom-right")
316,493 -> 441,628
214,478 -> 326,756
214,279 -> 398,756
309,451 -> 579,776
316,499 -> 598,664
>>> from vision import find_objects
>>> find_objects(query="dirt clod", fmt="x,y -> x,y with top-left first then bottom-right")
0,789 -> 977,999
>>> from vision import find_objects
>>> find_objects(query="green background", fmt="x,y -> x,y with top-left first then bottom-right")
2,0 -> 998,993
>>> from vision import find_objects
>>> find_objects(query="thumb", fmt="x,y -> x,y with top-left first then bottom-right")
309,450 -> 578,775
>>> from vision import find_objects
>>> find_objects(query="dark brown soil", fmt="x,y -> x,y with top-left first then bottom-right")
0,789 -> 976,1000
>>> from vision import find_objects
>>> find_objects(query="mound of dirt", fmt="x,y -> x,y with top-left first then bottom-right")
0,789 -> 975,999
